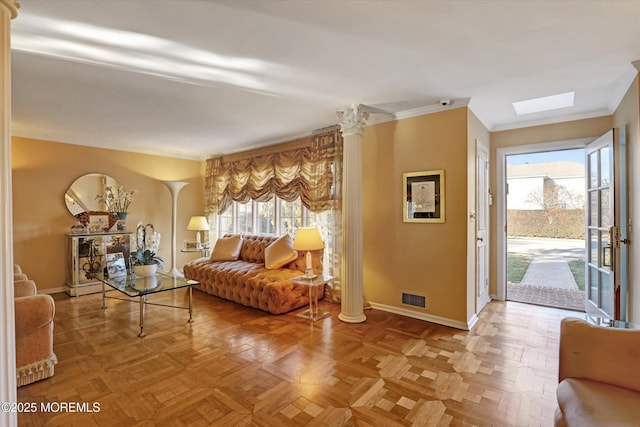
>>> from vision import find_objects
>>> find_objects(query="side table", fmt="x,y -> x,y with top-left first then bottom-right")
586,315 -> 640,329
180,247 -> 210,258
290,275 -> 332,321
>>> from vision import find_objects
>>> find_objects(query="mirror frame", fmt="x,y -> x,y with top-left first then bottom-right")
65,173 -> 120,230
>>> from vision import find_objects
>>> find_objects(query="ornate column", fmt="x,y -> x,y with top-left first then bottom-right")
1,1 -> 20,425
337,104 -> 368,323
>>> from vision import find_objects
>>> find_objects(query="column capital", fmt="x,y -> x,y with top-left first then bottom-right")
337,104 -> 370,136
0,0 -> 20,19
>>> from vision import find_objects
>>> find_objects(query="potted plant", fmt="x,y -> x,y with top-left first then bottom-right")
130,223 -> 163,277
95,185 -> 136,219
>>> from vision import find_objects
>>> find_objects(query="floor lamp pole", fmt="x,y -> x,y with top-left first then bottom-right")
163,181 -> 188,276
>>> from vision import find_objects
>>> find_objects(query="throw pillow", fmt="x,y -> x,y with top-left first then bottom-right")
265,234 -> 298,269
210,235 -> 243,261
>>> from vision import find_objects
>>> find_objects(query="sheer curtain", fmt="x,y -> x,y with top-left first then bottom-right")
205,128 -> 343,302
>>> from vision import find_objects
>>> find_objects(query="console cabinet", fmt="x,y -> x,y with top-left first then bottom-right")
65,231 -> 133,296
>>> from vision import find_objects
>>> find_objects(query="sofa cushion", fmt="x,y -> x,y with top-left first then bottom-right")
265,234 -> 298,269
556,378 -> 640,427
210,235 -> 243,261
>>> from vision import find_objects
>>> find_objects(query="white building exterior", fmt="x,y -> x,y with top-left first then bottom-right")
507,161 -> 585,210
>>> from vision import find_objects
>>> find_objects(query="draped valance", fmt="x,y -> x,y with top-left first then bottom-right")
205,129 -> 343,215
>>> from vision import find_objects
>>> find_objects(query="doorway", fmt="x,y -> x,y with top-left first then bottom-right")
496,138 -> 594,310
505,148 -> 586,311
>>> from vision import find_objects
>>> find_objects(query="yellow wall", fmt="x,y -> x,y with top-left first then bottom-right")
12,137 -> 205,292
362,107 -> 470,323
612,74 -> 639,323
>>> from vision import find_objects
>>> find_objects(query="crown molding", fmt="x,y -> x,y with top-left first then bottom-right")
608,65 -> 638,114
366,98 -> 471,126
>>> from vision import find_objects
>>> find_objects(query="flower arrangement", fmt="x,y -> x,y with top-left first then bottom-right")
95,185 -> 136,213
130,222 -> 163,267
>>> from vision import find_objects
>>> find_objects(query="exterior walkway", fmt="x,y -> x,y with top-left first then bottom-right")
507,248 -> 585,312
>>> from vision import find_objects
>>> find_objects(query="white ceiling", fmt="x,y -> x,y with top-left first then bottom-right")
10,0 -> 640,160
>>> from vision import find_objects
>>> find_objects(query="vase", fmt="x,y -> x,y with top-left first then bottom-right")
134,275 -> 159,291
115,212 -> 127,231
133,264 -> 157,277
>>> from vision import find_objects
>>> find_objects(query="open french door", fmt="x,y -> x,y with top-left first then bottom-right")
585,129 -> 628,319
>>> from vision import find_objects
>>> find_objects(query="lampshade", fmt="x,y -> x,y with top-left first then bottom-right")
187,216 -> 210,231
292,227 -> 324,251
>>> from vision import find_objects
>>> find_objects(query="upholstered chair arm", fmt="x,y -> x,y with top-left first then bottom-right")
14,280 -> 37,298
14,273 -> 28,281
14,295 -> 55,336
14,264 -> 22,274
559,317 -> 640,393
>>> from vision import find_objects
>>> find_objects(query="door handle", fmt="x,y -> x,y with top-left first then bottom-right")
602,226 -> 615,271
602,244 -> 612,268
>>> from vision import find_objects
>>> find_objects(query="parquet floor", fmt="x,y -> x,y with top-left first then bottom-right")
17,289 -> 579,426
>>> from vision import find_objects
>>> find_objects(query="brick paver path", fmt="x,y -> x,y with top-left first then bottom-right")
507,282 -> 584,312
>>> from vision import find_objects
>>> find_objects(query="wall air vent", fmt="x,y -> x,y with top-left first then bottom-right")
401,292 -> 426,309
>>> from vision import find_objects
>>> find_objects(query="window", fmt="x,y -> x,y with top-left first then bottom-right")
218,196 -> 315,236
256,199 -> 275,234
218,206 -> 233,235
279,199 -> 302,235
236,202 -> 253,234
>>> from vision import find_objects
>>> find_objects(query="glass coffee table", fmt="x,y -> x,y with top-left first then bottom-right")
100,271 -> 199,337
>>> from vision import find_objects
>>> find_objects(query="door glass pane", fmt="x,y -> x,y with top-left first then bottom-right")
589,151 -> 598,188
589,266 -> 599,303
600,188 -> 610,226
601,271 -> 613,315
589,191 -> 598,226
600,147 -> 610,186
589,230 -> 598,264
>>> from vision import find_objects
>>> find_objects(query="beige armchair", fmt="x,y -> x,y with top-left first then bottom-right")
14,265 -> 57,387
555,317 -> 640,426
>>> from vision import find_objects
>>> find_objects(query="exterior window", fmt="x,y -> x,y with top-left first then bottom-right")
218,206 -> 233,236
279,199 -> 302,235
256,199 -> 276,234
217,196 -> 315,237
236,202 -> 253,234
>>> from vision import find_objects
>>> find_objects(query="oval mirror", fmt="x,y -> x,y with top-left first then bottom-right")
65,173 -> 119,217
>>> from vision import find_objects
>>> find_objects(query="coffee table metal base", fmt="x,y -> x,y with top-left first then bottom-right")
101,281 -> 194,337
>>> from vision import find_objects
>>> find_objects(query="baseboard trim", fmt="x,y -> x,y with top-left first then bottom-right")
367,302 -> 470,330
38,287 -> 65,295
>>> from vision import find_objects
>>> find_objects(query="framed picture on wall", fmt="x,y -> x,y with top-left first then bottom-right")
403,170 -> 445,223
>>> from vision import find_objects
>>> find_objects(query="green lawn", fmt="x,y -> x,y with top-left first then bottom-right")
507,253 -> 532,283
568,259 -> 586,291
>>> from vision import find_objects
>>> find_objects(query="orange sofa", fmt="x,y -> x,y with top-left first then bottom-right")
183,234 -> 323,314
555,317 -> 640,426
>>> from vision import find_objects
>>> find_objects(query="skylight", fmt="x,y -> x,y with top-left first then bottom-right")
512,91 -> 575,115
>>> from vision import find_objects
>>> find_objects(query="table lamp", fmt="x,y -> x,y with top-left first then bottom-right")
187,216 -> 209,249
292,227 -> 324,278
